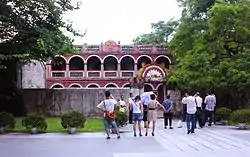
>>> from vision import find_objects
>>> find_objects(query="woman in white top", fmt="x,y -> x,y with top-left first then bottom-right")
130,95 -> 143,137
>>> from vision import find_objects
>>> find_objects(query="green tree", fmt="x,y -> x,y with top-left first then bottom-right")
133,19 -> 179,44
168,0 -> 250,106
0,0 -> 85,115
0,0 -> 85,68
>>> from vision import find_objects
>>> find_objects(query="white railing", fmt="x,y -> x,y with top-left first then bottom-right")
120,71 -> 134,78
104,71 -> 118,78
69,71 -> 84,77
87,71 -> 101,78
51,71 -> 66,77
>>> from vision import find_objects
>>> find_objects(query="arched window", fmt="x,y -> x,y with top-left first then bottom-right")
120,56 -> 135,70
51,57 -> 66,71
87,56 -> 101,70
69,56 -> 84,70
104,56 -> 118,70
137,56 -> 152,70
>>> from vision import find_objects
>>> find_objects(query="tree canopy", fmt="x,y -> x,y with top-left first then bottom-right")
0,0 -> 84,68
133,19 -> 179,44
168,0 -> 250,93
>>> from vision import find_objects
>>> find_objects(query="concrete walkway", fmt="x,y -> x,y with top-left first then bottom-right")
1,119 -> 250,157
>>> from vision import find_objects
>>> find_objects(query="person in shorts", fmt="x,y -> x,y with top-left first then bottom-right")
130,95 -> 143,137
97,91 -> 120,139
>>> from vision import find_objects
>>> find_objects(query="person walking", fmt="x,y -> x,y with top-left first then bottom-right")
194,92 -> 203,128
181,93 -> 188,122
130,95 -> 143,137
182,92 -> 197,134
202,90 -> 216,127
97,91 -> 120,139
163,95 -> 174,129
128,93 -> 134,124
145,94 -> 166,136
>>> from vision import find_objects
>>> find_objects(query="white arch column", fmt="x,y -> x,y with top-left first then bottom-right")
134,63 -> 137,77
84,63 -> 87,77
101,63 -> 104,77
118,63 -> 121,77
66,63 -> 69,77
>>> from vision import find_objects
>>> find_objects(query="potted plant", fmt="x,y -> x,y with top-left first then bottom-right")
0,112 -> 16,134
230,109 -> 250,129
61,111 -> 86,134
22,113 -> 47,134
215,107 -> 232,125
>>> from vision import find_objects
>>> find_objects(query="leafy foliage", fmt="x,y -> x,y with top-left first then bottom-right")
133,19 -> 179,44
0,112 -> 16,130
61,111 -> 86,128
115,110 -> 128,127
0,0 -> 85,68
167,0 -> 250,94
215,107 -> 232,121
230,109 -> 250,124
22,113 -> 47,131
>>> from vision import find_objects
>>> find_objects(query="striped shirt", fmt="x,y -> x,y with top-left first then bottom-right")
204,95 -> 216,111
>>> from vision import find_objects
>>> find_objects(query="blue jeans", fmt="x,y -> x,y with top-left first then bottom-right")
186,113 -> 196,132
103,119 -> 117,130
133,113 -> 142,121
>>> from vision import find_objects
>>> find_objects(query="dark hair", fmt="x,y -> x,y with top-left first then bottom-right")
130,93 -> 133,97
187,91 -> 192,96
208,90 -> 213,95
166,95 -> 170,99
135,95 -> 140,101
105,91 -> 111,98
150,94 -> 156,100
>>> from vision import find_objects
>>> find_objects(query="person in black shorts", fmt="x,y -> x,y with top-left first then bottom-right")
143,104 -> 150,128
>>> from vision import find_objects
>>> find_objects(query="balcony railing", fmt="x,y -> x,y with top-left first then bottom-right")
87,71 -> 101,78
104,71 -> 118,78
49,70 -> 135,78
120,71 -> 134,78
51,71 -> 66,77
69,71 -> 84,77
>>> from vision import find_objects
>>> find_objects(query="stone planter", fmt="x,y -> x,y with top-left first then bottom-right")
217,120 -> 228,125
67,127 -> 77,134
30,127 -> 38,134
238,123 -> 247,130
0,126 -> 6,134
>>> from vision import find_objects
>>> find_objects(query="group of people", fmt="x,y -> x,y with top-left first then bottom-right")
96,90 -> 216,139
182,90 -> 216,134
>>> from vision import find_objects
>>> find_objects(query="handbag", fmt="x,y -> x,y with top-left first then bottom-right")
195,98 -> 201,115
103,100 -> 116,121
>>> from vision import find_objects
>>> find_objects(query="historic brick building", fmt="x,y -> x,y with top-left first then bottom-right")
45,40 -> 173,101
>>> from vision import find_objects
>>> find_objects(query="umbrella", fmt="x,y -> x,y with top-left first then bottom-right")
140,91 -> 154,106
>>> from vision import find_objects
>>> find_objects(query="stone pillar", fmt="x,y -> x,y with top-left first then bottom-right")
66,64 -> 69,77
117,63 -> 121,78
84,63 -> 87,78
134,63 -> 137,77
101,63 -> 104,78
47,64 -> 51,78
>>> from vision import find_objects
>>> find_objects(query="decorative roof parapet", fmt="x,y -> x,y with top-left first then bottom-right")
75,40 -> 169,54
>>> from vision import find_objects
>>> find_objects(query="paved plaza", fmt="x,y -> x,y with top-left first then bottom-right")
1,119 -> 250,157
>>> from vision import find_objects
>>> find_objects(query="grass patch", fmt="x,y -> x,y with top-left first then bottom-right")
13,117 -> 104,133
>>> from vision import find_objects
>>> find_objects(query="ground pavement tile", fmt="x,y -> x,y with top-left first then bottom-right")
1,119 -> 250,157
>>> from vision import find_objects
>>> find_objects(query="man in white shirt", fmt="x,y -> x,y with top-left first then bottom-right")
97,91 -> 120,139
194,92 -> 203,128
182,92 -> 197,134
202,90 -> 216,127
